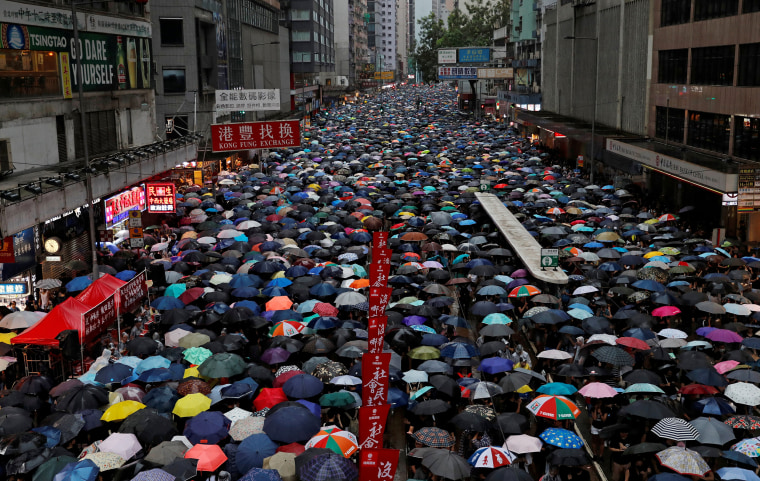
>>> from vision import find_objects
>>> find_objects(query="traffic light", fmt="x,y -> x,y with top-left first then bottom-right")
496,101 -> 500,111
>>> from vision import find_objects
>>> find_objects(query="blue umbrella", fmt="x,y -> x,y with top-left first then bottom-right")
77,409 -> 103,431
137,368 -> 175,383
479,357 -> 513,374
262,405 -> 320,443
623,328 -> 657,340
135,356 -> 171,375
115,270 -> 137,281
151,296 -> 185,310
539,428 -> 583,448
296,400 -> 322,419
717,468 -> 760,481
53,459 -> 99,481
32,425 -> 61,447
631,279 -> 666,292
65,276 -> 93,292
696,397 -> 735,415
236,433 -> 278,473
310,283 -> 337,297
722,450 -> 758,468
282,374 -> 324,398
142,386 -> 179,413
440,342 -> 479,359
421,334 -> 449,346
94,363 -> 133,384
221,382 -> 255,400
559,325 -> 585,336
240,468 -> 283,481
537,382 -> 578,396
184,411 -> 230,445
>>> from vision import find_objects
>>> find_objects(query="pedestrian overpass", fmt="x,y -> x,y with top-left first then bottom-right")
475,192 -> 568,285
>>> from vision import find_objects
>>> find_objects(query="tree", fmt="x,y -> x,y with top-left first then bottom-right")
412,12 -> 446,83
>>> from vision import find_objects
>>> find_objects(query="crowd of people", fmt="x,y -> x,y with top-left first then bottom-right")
0,84 -> 757,481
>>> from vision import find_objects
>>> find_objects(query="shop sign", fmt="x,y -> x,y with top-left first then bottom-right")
1,228 -> 36,281
477,67 -> 513,79
438,66 -> 478,80
119,270 -> 147,314
145,183 -> 176,214
738,167 -> 760,213
215,89 -> 280,112
211,120 -> 301,152
437,49 -> 456,64
606,139 -> 738,193
0,237 -> 15,263
0,283 -> 27,295
458,48 -> 490,63
104,186 -> 145,228
373,71 -> 394,80
82,293 -> 116,344
0,22 -> 152,92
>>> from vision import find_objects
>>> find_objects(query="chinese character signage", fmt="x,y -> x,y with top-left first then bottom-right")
359,448 -> 399,481
211,120 -> 301,152
215,89 -> 281,112
437,67 -> 478,80
119,270 -> 147,314
146,183 -> 177,214
104,186 -> 146,228
738,166 -> 760,213
0,227 -> 36,281
82,293 -> 117,344
0,237 -> 15,263
372,232 -> 388,249
362,353 -> 390,407
359,404 -> 390,450
458,48 -> 490,63
368,287 -> 392,318
0,283 -> 27,295
367,316 -> 387,354
437,49 -> 456,64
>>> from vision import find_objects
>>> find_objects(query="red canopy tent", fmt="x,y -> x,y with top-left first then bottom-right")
76,274 -> 126,308
11,297 -> 91,346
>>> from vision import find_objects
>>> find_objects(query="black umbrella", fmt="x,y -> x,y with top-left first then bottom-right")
485,467 -> 534,481
623,369 -> 663,385
624,442 -> 668,456
41,412 -> 86,443
163,458 -> 198,481
127,337 -> 159,356
412,399 -> 451,415
0,408 -> 33,436
496,413 -> 529,435
449,412 -> 490,432
16,375 -> 55,395
619,400 -> 676,420
119,408 -> 178,446
53,384 -> 109,413
548,448 -> 590,466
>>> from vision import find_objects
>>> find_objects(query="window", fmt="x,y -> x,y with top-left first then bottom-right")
291,10 -> 310,20
658,49 -> 688,84
687,110 -> 731,154
0,49 -> 60,98
74,110 -> 117,159
735,117 -> 760,161
745,0 -> 760,13
0,140 -> 12,171
655,106 -> 686,143
159,18 -> 183,46
292,31 -> 310,42
690,46 -> 734,85
162,68 -> 186,93
660,0 -> 691,25
293,52 -> 311,62
738,43 -> 760,87
693,0 -> 738,21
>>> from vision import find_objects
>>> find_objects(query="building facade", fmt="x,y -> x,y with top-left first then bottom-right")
288,0 -> 334,112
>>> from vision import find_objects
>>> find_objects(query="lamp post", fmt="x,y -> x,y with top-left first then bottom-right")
251,41 -> 280,121
565,35 -> 598,184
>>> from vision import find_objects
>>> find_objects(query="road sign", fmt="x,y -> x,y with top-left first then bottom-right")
480,180 -> 490,191
129,227 -> 143,239
540,248 -> 559,269
130,237 -> 145,248
128,210 -> 142,228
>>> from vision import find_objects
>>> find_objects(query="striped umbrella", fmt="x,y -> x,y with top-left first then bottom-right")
269,321 -> 305,337
468,446 -> 515,468
526,395 -> 581,420
651,417 -> 700,441
305,426 -> 359,458
508,285 -> 542,298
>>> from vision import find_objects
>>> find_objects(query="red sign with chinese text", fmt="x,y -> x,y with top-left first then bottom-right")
146,183 -> 177,214
211,120 -> 301,152
368,287 -> 392,319
0,237 -> 15,263
367,315 -> 387,354
119,270 -> 148,314
362,353 -> 390,407
359,404 -> 390,450
82,294 -> 117,344
105,186 -> 146,228
372,232 -> 389,249
359,448 -> 399,481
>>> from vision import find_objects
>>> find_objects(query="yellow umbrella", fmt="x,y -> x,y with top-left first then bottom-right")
0,333 -> 17,344
173,393 -> 212,418
101,400 -> 145,422
644,251 -> 665,259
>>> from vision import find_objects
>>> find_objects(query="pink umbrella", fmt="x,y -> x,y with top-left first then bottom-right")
578,382 -> 619,399
714,360 -> 741,374
652,306 -> 681,317
706,329 -> 743,343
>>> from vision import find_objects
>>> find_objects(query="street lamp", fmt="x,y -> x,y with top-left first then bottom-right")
251,41 -> 280,121
565,35 -> 598,184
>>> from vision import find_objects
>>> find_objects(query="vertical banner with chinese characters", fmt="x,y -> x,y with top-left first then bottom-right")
372,232 -> 389,249
359,404 -> 390,450
369,249 -> 392,288
359,448 -> 399,481
368,287 -> 392,319
367,315 -> 387,354
82,294 -> 117,344
362,353 -> 390,407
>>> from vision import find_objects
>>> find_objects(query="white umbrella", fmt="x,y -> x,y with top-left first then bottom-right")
724,303 -> 752,316
224,407 -> 252,423
334,291 -> 367,306
0,311 -> 45,329
658,328 -> 688,339
330,375 -> 363,386
237,220 -> 261,230
726,382 -> 760,406
210,272 -> 233,285
197,236 -> 217,244
150,242 -> 168,252
164,328 -> 192,348
34,278 -> 62,289
537,349 -> 573,360
165,271 -> 183,284
587,334 -> 618,345
98,432 -> 142,461
217,230 -> 241,239
402,370 -> 429,383
573,286 -> 598,295
504,434 -> 543,454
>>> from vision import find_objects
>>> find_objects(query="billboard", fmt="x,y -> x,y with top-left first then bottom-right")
458,48 -> 490,63
104,186 -> 146,228
438,49 -> 456,64
373,71 -> 394,80
145,183 -> 177,214
437,66 -> 478,80
215,89 -> 281,111
211,120 -> 301,152
478,68 -> 514,79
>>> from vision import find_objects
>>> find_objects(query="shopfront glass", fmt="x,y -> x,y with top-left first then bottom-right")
0,49 -> 60,97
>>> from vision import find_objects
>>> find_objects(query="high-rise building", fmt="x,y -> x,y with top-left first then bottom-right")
334,0 -> 369,89
288,0 -> 335,112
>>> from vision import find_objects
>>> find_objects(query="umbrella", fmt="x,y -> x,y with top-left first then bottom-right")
237,433 -> 279,472
305,426 -> 358,458
52,459 -> 100,481
547,448 -> 590,466
651,417 -> 700,441
420,449 -> 471,480
298,452 -> 358,481
184,411 -> 230,445
263,405 -> 321,443
657,446 -> 710,475
98,432 -> 142,460
526,395 -> 581,420
184,444 -> 227,471
100,400 -> 146,422
717,467 -> 760,481
412,427 -> 455,448
504,434 -> 543,454
172,393 -> 211,417
539,428 -> 584,449
145,441 -> 189,465
726,383 -> 760,406
468,446 -> 515,468
198,352 -> 247,378
690,417 -> 736,445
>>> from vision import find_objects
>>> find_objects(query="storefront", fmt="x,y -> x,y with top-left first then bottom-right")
0,226 -> 39,305
170,160 -> 219,187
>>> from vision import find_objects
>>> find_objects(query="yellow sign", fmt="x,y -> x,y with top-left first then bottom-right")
193,170 -> 203,186
129,227 -> 143,239
129,210 -> 142,219
373,71 -> 394,80
477,68 -> 514,79
60,52 -> 72,99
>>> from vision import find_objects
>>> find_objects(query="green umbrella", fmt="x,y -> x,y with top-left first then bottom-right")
32,455 -> 77,481
183,347 -> 213,365
165,284 -> 187,298
319,391 -> 357,407
409,346 -> 441,360
198,352 -> 247,378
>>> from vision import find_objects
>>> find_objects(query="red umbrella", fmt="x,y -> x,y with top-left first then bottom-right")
254,388 -> 287,411
185,444 -> 227,471
273,370 -> 305,388
178,287 -> 206,304
277,442 -> 305,455
679,384 -> 719,395
312,303 -> 339,317
616,337 -> 650,350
